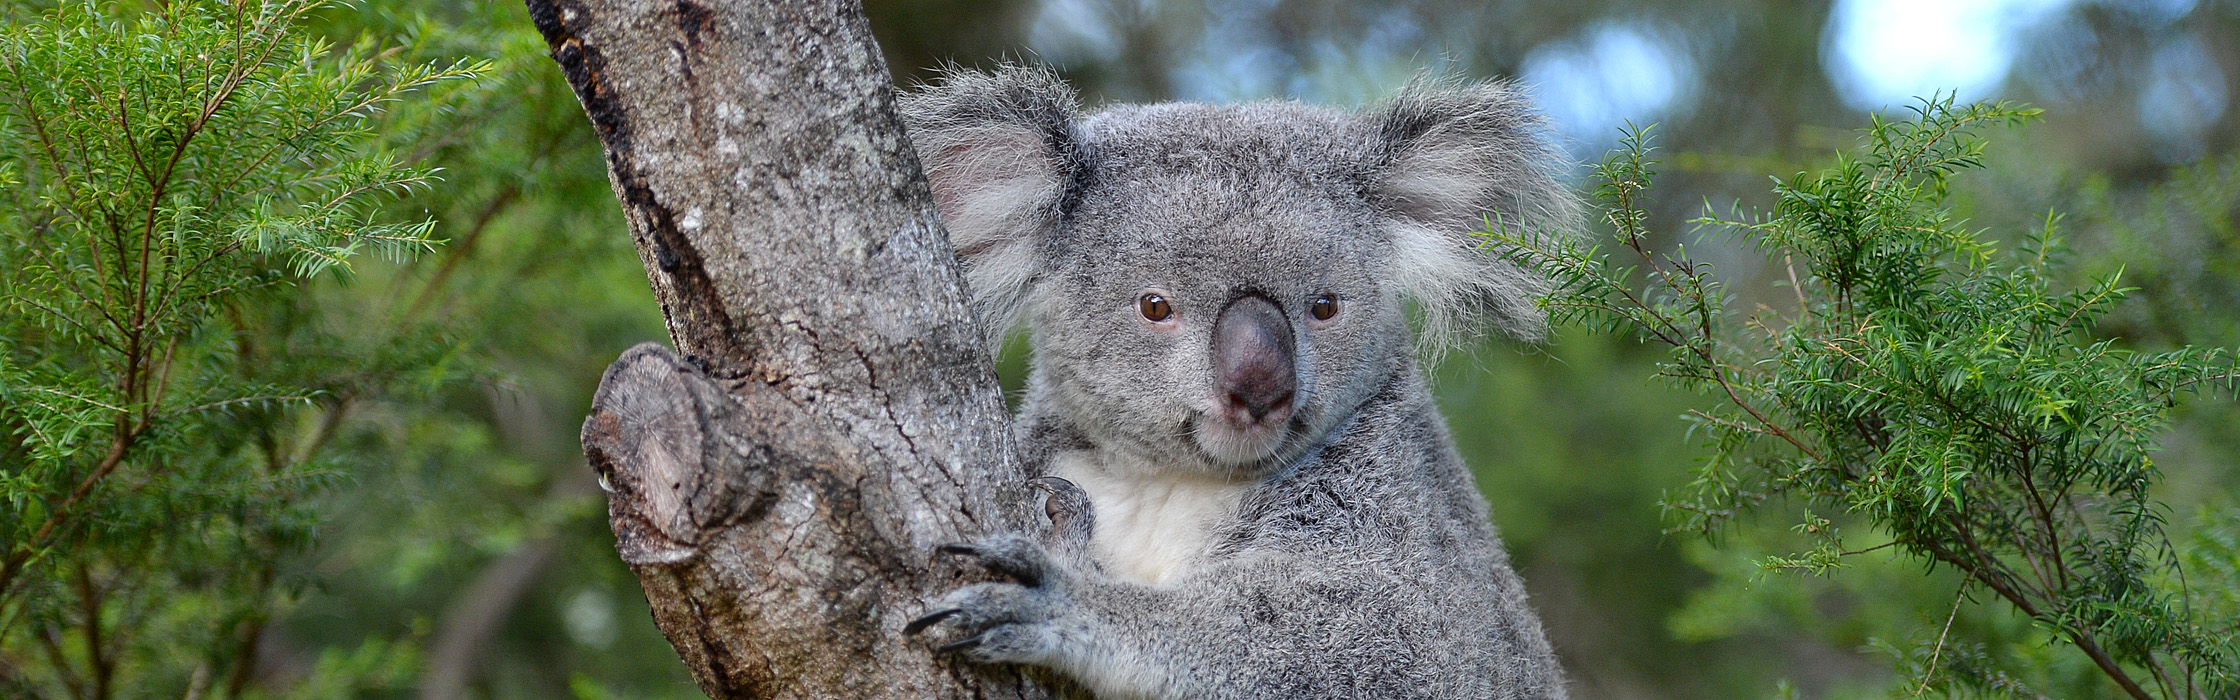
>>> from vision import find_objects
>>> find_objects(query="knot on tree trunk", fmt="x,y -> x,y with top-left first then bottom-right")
584,343 -> 828,566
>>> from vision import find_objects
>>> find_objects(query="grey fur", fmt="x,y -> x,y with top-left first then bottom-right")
902,65 -> 1575,700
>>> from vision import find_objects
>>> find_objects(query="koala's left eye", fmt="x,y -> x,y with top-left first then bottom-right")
1309,294 -> 1339,321
1139,293 -> 1174,322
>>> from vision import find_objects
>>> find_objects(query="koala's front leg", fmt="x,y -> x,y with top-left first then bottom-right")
907,476 -> 1098,662
906,535 -> 1092,663
908,478 -> 1178,697
910,534 -> 1191,700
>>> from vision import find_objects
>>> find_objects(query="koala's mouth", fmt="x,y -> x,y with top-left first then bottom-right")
1189,403 -> 1299,465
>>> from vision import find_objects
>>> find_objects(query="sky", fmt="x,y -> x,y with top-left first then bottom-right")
1821,0 -> 2080,111
1027,0 -> 2229,160
1524,0 -> 2216,155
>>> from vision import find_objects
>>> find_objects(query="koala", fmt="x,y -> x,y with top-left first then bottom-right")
899,65 -> 1576,700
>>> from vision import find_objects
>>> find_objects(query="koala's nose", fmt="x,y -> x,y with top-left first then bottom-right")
1212,295 -> 1297,423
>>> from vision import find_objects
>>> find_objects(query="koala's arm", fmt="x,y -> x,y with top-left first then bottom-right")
913,529 -> 1559,700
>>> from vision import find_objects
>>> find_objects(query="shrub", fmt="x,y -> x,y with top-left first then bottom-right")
1499,98 -> 2240,698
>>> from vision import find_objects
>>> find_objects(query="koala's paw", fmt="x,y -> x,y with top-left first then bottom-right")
908,535 -> 1076,665
1029,475 -> 1094,559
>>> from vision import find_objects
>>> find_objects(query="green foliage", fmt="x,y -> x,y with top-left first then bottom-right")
2,1 -> 2231,697
0,1 -> 480,696
259,0 -> 695,694
1499,98 -> 2240,698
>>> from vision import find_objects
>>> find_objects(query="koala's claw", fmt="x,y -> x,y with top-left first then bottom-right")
917,535 -> 1079,664
905,607 -> 962,635
937,632 -> 989,654
934,535 -> 1051,586
913,581 -> 1065,664
1029,475 -> 1090,520
935,542 -> 981,556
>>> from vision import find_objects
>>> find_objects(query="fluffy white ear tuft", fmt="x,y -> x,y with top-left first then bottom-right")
901,65 -> 1086,350
1371,79 -> 1581,351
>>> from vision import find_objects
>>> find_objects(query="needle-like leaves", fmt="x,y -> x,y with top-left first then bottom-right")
1492,97 -> 2238,698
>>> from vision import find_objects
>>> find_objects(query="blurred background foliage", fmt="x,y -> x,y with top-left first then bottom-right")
0,0 -> 2235,698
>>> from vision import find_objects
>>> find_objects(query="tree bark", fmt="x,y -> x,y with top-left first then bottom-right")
523,1 -> 1045,698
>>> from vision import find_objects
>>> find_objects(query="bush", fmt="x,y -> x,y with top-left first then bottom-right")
1498,98 -> 2240,698
0,1 -> 477,696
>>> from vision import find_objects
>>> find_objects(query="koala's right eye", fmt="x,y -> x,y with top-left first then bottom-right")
1139,294 -> 1174,322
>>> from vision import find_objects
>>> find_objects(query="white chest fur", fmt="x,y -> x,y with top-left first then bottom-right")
1048,450 -> 1252,585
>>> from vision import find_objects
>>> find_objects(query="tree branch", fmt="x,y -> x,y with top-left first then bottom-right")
531,0 -> 1045,697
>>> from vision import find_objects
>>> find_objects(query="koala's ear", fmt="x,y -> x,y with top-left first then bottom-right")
1369,79 -> 1580,348
901,65 -> 1087,349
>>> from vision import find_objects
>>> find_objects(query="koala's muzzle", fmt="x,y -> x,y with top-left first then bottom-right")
1212,295 -> 1297,425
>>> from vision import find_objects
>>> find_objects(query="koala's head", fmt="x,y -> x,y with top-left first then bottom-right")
903,66 -> 1576,477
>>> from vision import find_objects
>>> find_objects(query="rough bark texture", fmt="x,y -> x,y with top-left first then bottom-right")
524,0 -> 1046,697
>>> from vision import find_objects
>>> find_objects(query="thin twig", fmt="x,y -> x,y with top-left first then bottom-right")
1913,589 -> 1966,697
170,394 -> 314,416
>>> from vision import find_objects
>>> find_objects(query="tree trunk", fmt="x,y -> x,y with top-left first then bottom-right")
523,1 -> 1046,697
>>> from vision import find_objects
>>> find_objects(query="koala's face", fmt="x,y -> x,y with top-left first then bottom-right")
1027,104 -> 1413,474
903,67 -> 1575,478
